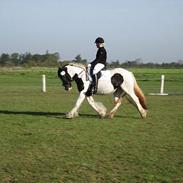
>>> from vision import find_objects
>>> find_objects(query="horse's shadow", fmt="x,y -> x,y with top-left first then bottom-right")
0,110 -> 139,119
0,110 -> 65,118
0,110 -> 99,119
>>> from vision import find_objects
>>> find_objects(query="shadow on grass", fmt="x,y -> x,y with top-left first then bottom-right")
0,109 -> 139,119
0,110 -> 98,119
0,110 -> 65,117
80,113 -> 139,119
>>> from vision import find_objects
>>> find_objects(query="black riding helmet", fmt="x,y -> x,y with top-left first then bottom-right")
95,37 -> 104,44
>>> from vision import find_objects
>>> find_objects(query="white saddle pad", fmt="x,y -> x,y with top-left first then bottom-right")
100,70 -> 111,80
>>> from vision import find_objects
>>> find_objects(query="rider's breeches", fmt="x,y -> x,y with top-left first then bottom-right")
87,63 -> 104,82
93,63 -> 105,75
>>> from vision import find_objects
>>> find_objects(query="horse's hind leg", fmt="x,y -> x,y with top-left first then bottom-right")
127,92 -> 147,118
108,97 -> 122,119
122,84 -> 147,118
108,88 -> 125,119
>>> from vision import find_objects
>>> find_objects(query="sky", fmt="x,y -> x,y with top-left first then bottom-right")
0,0 -> 183,63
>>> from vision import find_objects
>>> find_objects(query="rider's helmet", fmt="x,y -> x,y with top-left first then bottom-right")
95,37 -> 104,44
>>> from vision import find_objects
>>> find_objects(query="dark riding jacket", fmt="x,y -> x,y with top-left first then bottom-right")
90,47 -> 107,68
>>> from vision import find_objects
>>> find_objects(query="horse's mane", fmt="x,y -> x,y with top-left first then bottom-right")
68,62 -> 87,71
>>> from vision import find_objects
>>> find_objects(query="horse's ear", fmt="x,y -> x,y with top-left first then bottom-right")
58,67 -> 63,77
58,67 -> 61,71
58,66 -> 66,73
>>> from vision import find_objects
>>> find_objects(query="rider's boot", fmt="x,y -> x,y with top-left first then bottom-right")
92,74 -> 97,94
85,74 -> 97,96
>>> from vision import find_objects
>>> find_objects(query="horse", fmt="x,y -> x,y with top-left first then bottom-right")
57,63 -> 147,119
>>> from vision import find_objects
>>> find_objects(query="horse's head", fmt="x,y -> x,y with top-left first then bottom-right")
58,66 -> 72,91
58,63 -> 86,92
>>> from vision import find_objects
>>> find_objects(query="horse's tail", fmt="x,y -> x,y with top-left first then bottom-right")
134,82 -> 147,110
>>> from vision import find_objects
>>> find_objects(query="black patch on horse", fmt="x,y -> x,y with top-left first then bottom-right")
58,66 -> 71,81
85,84 -> 93,96
73,74 -> 84,92
111,73 -> 124,89
57,67 -> 72,89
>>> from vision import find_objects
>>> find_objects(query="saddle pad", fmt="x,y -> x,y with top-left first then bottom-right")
100,70 -> 111,80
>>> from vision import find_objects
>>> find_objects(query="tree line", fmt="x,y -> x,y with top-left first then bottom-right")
108,58 -> 183,68
0,52 -> 182,68
0,51 -> 59,67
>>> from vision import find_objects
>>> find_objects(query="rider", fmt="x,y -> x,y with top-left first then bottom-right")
88,37 -> 107,94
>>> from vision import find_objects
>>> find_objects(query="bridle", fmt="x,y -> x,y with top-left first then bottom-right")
68,63 -> 87,80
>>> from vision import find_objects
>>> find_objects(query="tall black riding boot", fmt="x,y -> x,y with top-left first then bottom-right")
92,74 -> 97,94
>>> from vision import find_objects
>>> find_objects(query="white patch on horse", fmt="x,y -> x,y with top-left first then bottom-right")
100,70 -> 111,80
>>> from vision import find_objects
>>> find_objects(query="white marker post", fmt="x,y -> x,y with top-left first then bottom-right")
149,74 -> 168,96
160,75 -> 165,94
42,74 -> 46,92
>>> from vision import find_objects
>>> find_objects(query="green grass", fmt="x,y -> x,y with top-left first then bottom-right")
0,67 -> 183,183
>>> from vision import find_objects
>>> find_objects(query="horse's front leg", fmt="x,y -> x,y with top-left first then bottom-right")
86,96 -> 107,118
66,92 -> 85,119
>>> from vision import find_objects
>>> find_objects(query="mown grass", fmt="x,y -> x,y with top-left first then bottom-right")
0,67 -> 183,183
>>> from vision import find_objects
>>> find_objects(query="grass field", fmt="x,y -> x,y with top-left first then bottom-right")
0,67 -> 183,183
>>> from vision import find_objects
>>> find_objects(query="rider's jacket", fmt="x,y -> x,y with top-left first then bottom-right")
90,47 -> 107,68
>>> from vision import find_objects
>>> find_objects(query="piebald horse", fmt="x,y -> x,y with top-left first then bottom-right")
58,63 -> 147,119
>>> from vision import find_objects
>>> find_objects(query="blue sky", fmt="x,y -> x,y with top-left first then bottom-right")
0,0 -> 183,63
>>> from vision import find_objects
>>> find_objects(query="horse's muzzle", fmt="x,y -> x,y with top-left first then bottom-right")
65,86 -> 72,91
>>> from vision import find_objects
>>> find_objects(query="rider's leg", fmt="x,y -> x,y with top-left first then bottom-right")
92,63 -> 105,93
91,74 -> 97,94
87,64 -> 92,81
93,63 -> 105,75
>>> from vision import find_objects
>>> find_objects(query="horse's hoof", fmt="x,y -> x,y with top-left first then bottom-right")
66,113 -> 73,119
140,110 -> 147,119
74,112 -> 79,117
99,112 -> 106,119
107,112 -> 114,119
66,111 -> 79,119
99,115 -> 105,119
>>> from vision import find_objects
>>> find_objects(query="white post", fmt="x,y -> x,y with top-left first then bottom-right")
160,75 -> 165,94
42,75 -> 46,92
148,74 -> 168,95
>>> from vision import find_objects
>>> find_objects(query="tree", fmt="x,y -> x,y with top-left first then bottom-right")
74,54 -> 82,63
0,53 -> 10,65
11,53 -> 20,65
73,54 -> 87,64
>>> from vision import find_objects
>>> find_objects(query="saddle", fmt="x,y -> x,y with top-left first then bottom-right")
85,69 -> 111,96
